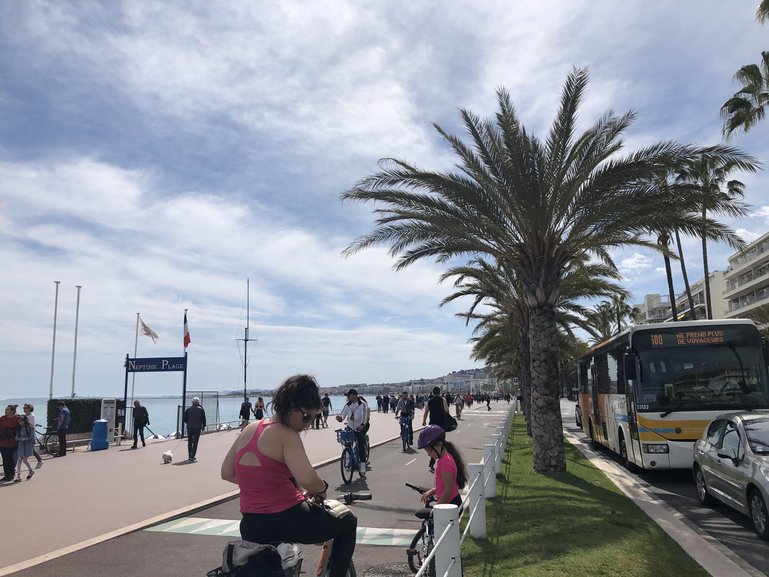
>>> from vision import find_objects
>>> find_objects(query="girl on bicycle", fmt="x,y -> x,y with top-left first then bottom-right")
220,374 -> 357,577
417,425 -> 467,507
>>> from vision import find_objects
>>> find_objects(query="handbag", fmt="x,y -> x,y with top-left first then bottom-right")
443,412 -> 458,432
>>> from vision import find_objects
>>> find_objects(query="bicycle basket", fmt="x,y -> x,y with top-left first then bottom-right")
336,429 -> 354,445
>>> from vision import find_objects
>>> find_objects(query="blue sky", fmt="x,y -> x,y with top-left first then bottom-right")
1,1 -> 767,399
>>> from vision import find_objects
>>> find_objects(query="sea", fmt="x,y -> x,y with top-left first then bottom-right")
1,394 -> 353,437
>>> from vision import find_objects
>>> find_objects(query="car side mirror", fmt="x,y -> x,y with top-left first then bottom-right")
717,446 -> 738,462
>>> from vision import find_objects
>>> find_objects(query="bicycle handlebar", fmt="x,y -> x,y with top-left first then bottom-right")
406,482 -> 430,494
335,492 -> 373,505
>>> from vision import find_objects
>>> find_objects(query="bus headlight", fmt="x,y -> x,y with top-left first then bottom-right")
642,443 -> 670,454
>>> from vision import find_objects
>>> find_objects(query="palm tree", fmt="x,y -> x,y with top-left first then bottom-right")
721,51 -> 769,137
341,67 -> 755,472
676,154 -> 758,319
759,0 -> 769,23
658,232 -> 679,321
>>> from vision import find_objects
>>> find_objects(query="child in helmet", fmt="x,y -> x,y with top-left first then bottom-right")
417,424 -> 467,507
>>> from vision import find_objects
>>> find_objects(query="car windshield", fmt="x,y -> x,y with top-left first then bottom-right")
745,419 -> 769,455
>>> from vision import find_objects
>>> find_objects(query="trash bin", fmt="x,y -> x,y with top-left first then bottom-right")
91,419 -> 109,450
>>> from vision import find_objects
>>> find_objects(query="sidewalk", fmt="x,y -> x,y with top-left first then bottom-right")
1,411 -> 403,575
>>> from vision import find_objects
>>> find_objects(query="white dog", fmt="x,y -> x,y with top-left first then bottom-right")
162,450 -> 173,464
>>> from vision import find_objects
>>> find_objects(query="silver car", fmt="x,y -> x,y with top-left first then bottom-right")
693,411 -> 769,540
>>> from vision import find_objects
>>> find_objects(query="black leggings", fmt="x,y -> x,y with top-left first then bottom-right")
241,501 -> 357,577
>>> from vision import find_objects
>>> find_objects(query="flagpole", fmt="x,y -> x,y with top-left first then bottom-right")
71,285 -> 82,398
49,280 -> 61,400
131,313 -> 139,407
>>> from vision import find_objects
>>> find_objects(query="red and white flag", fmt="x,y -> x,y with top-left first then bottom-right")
184,312 -> 191,348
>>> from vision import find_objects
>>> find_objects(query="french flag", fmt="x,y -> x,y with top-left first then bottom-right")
184,312 -> 191,348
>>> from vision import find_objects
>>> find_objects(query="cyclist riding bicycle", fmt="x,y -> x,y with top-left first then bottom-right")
394,391 -> 415,446
417,425 -> 468,508
220,374 -> 357,577
335,388 -> 369,476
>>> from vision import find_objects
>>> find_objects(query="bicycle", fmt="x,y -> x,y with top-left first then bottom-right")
35,424 -> 59,457
315,491 -> 373,577
405,482 -> 436,577
336,428 -> 369,484
397,414 -> 413,452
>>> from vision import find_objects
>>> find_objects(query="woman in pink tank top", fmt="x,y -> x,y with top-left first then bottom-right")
221,375 -> 357,577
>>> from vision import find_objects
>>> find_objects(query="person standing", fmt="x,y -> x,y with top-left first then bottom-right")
183,397 -> 206,462
14,414 -> 35,482
0,405 -> 20,481
22,404 -> 43,468
131,400 -> 150,449
55,401 -> 70,457
321,393 -> 332,427
422,387 -> 449,473
254,397 -> 265,421
239,397 -> 253,429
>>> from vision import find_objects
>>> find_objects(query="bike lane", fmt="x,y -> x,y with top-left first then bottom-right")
6,404 -> 512,577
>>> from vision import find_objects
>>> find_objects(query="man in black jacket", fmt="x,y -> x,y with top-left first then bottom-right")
183,397 -> 206,462
131,400 -> 150,449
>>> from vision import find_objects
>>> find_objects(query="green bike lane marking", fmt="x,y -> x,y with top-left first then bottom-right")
145,517 -> 416,546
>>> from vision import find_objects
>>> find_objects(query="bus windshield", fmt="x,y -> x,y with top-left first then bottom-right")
636,343 -> 769,412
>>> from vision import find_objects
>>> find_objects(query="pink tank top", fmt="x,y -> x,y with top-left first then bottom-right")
236,420 -> 304,514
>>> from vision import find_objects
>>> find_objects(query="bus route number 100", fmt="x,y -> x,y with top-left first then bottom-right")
650,334 -> 665,347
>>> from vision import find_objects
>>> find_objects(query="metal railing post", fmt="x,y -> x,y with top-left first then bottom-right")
483,444 -> 496,498
433,504 -> 462,577
467,463 -> 486,538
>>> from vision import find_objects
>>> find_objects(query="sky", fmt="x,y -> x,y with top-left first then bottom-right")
1,1 -> 768,400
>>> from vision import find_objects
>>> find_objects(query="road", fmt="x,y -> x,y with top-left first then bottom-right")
560,401 -> 769,577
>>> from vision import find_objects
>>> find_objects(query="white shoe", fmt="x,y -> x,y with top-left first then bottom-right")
359,463 -> 366,476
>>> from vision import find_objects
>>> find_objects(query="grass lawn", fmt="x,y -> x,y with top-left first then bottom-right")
461,418 -> 711,577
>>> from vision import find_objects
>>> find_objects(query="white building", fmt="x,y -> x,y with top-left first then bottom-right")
723,230 -> 769,319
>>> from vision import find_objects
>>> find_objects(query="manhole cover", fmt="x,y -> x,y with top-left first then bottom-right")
363,562 -> 412,577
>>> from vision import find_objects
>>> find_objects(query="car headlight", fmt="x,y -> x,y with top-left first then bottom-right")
642,443 -> 670,454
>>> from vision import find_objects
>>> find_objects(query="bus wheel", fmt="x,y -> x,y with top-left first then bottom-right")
588,422 -> 598,449
619,431 -> 636,472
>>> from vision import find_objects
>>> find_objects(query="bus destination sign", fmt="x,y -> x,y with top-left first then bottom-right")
648,330 -> 726,347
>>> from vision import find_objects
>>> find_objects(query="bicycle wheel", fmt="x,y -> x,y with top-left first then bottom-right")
401,423 -> 409,452
340,446 -> 353,485
407,526 -> 427,574
364,435 -> 370,462
45,434 -> 60,457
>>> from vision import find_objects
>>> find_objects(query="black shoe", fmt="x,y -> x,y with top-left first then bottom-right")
131,445 -> 137,449
142,442 -> 146,447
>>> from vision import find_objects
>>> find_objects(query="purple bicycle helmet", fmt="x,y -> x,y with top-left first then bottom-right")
417,424 -> 446,449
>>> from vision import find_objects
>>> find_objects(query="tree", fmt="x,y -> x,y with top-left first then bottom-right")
676,154 -> 758,318
341,67 -> 753,472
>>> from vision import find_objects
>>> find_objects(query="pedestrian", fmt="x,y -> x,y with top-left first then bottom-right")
131,400 -> 150,448
55,401 -> 70,457
14,414 -> 35,482
0,405 -> 20,481
183,397 -> 206,462
254,397 -> 265,421
422,386 -> 450,473
239,397 -> 253,429
321,393 -> 332,427
22,404 -> 43,468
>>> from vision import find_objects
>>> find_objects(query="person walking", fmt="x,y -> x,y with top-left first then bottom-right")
321,393 -> 332,427
14,414 -> 35,482
422,386 -> 449,473
183,397 -> 206,462
0,405 -> 20,481
55,401 -> 70,457
22,404 -> 43,468
131,400 -> 150,448
239,397 -> 253,429
253,397 -> 265,421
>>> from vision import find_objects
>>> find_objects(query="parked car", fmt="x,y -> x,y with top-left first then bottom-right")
692,411 -> 769,540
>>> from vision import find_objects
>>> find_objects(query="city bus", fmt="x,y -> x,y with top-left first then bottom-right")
577,319 -> 769,470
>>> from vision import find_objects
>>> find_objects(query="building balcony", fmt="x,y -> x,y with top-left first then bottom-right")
727,288 -> 769,315
723,267 -> 769,299
726,241 -> 769,274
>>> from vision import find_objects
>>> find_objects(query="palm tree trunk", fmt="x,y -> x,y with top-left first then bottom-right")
518,325 -> 532,437
702,207 -> 713,319
528,303 -> 565,472
659,234 -> 678,321
675,230 -> 697,320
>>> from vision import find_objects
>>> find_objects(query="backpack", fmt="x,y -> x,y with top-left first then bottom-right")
207,541 -> 300,577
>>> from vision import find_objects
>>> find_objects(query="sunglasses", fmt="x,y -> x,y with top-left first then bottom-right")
301,410 -> 316,424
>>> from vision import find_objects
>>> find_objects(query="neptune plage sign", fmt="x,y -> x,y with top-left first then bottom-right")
126,356 -> 186,373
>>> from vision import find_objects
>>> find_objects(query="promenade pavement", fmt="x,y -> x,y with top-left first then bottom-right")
2,399 -> 757,577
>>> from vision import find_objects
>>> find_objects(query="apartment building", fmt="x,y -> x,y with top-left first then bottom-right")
723,230 -> 769,319
673,270 -> 728,320
633,293 -> 672,324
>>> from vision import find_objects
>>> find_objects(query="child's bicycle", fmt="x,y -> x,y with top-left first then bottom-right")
336,428 -> 369,484
405,482 -> 436,577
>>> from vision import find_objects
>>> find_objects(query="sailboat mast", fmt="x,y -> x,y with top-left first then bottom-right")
243,278 -> 249,401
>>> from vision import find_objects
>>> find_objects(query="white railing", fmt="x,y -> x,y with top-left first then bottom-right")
416,406 -> 514,577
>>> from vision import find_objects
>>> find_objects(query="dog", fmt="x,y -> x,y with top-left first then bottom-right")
162,450 -> 173,464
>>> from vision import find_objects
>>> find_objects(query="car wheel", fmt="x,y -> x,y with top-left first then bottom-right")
749,488 -> 769,541
693,465 -> 715,506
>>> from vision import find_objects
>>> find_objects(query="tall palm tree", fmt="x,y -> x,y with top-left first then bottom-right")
341,67 -> 754,472
676,154 -> 758,318
721,51 -> 769,137
759,0 -> 769,23
658,232 -> 679,321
